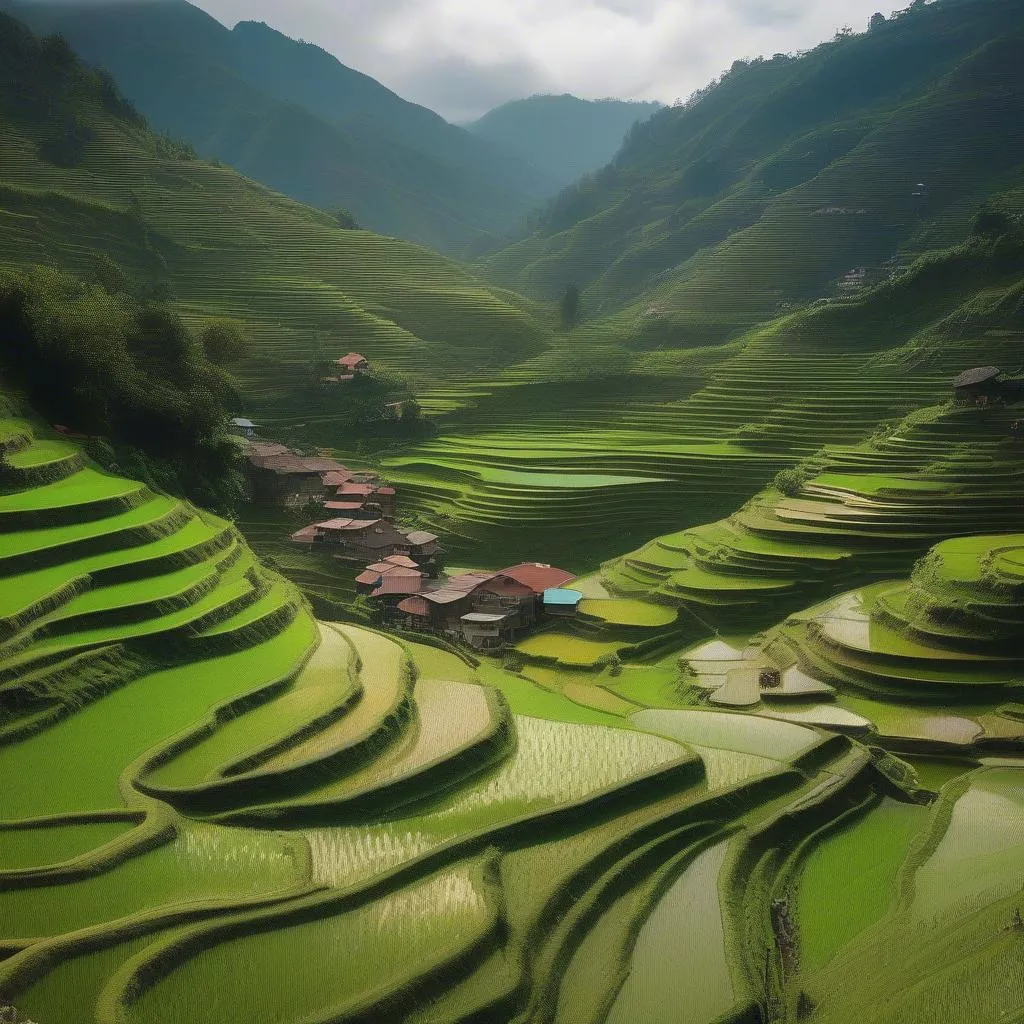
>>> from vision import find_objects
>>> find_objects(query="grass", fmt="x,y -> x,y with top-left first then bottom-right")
606,840 -> 734,1024
123,862 -> 495,1024
797,797 -> 931,973
0,820 -> 133,871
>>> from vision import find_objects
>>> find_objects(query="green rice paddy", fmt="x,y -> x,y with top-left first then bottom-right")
2,388 -> 1023,1024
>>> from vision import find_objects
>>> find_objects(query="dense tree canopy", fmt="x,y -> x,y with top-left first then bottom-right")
0,266 -> 244,509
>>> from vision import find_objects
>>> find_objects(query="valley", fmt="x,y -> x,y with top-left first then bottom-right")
1,2 -> 1023,1022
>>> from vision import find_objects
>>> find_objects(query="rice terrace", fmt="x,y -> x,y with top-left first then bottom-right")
1,0 -> 1023,1022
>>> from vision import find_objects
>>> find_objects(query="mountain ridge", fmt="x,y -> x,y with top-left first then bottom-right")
0,0 -> 558,255
467,94 -> 663,189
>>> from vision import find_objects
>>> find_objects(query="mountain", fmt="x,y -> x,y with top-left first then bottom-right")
466,94 -> 662,189
0,0 -> 559,255
481,0 -> 1024,344
0,10 -> 553,445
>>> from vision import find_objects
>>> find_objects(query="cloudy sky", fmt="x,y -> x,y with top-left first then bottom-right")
194,0 -> 890,122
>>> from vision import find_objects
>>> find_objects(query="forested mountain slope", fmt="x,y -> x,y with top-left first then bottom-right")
482,0 -> 1024,345
0,12 -> 553,440
1,0 -> 558,254
467,95 -> 662,190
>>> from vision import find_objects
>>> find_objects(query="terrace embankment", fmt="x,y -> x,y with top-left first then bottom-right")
605,396 -> 1024,627
2,399 -> 1022,1024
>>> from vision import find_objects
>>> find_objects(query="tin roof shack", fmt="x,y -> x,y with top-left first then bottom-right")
246,453 -> 349,507
953,366 -> 1004,404
460,612 -> 514,651
544,589 -> 584,617
230,417 -> 257,439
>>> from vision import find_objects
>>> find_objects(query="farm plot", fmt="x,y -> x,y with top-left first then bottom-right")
121,862 -> 496,1024
797,797 -> 931,972
633,709 -> 823,761
606,840 -> 734,1024
0,821 -> 302,939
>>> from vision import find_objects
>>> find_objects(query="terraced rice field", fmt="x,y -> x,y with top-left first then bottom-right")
2,413 -> 1023,1024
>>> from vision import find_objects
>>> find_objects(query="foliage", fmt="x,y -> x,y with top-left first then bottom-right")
972,202 -> 1014,240
559,283 -> 582,330
0,266 -> 243,511
200,318 -> 249,366
774,465 -> 815,497
330,207 -> 360,230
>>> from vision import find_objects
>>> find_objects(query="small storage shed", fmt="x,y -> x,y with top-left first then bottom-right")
543,588 -> 584,617
953,366 -> 1001,401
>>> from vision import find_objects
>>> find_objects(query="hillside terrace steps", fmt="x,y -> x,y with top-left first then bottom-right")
0,496 -> 193,574
136,626 -> 418,816
0,440 -> 87,489
0,467 -> 154,530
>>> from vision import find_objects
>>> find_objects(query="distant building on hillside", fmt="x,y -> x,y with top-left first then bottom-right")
293,518 -> 439,568
230,417 -> 257,439
246,452 -> 349,506
953,366 -> 1005,404
336,353 -> 369,374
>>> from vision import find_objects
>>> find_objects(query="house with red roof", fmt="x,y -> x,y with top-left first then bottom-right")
470,563 -> 576,631
336,353 -> 369,373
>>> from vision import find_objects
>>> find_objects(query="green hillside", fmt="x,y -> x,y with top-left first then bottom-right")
481,0 -> 1024,337
0,392 -> 1020,1024
1,0 -> 558,255
354,224 -> 1024,570
467,94 -> 663,189
0,10 -> 555,442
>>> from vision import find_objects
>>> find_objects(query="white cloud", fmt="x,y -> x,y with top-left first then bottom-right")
196,0 -> 893,121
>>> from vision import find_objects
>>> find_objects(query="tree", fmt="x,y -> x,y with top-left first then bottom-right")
559,283 -> 582,330
200,318 -> 248,365
869,11 -> 887,30
331,207 -> 360,230
972,203 -> 1012,240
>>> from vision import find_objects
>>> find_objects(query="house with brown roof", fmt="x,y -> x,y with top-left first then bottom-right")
246,453 -> 350,506
300,518 -> 440,567
355,557 -> 427,594
333,480 -> 397,519
396,587 -> 475,635
953,366 -> 1003,403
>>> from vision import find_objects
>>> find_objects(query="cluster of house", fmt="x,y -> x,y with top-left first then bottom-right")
236,433 -> 439,565
354,560 -> 583,650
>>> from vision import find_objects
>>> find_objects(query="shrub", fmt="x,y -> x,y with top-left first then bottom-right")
502,650 -> 526,673
0,266 -> 243,511
38,113 -> 94,167
201,318 -> 249,365
774,466 -> 813,497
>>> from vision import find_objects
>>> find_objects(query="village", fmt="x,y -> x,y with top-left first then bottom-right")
233,353 -> 582,652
